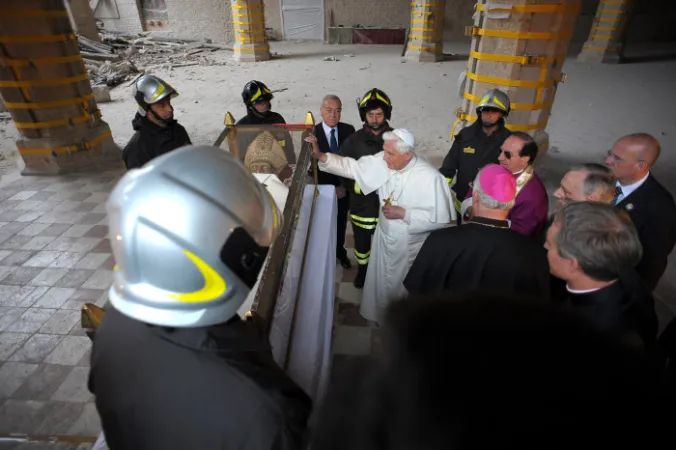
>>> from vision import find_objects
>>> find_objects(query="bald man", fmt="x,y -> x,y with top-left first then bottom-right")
605,133 -> 676,291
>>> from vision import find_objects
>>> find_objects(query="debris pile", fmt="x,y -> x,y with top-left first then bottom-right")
78,30 -> 231,88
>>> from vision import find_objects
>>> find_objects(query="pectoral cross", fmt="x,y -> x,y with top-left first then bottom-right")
383,192 -> 394,207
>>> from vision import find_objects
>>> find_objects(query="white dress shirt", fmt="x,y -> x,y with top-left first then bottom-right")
616,172 -> 649,203
322,122 -> 338,148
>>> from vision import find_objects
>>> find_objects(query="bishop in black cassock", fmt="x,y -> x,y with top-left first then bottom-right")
405,164 -> 550,300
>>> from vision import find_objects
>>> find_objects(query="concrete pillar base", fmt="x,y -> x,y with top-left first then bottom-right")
233,46 -> 271,62
405,48 -> 444,62
18,122 -> 123,176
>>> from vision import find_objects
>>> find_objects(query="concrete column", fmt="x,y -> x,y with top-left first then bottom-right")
454,0 -> 581,152
404,0 -> 446,62
0,0 -> 121,175
577,0 -> 634,64
64,0 -> 101,42
231,0 -> 271,62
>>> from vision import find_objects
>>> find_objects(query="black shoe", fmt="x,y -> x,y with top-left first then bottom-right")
338,253 -> 352,269
354,265 -> 367,289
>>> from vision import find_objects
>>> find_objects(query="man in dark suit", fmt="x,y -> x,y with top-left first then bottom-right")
314,95 -> 356,269
605,133 -> 676,291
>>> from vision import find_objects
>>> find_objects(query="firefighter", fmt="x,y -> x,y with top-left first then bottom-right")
340,88 -> 394,288
89,146 -> 312,449
122,75 -> 192,169
237,80 -> 296,165
440,88 -> 512,222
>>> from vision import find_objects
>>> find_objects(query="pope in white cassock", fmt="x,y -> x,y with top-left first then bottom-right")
306,128 -> 456,323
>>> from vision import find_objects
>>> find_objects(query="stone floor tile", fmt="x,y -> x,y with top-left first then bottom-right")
332,325 -> 372,356
67,402 -> 101,436
30,191 -> 57,201
42,223 -> 76,237
2,251 -> 37,266
83,226 -> 108,239
0,307 -> 28,332
66,192 -> 93,202
0,199 -> 22,210
76,349 -> 91,367
336,302 -> 370,327
90,239 -> 111,254
39,310 -> 80,335
60,225 -> 94,239
337,282 -> 363,305
10,363 -> 72,401
31,211 -> 59,224
51,201 -> 81,213
9,334 -> 64,364
0,362 -> 39,399
0,236 -> 33,251
1,222 -> 28,234
71,238 -> 103,254
54,270 -> 95,289
51,367 -> 92,403
33,400 -> 86,435
100,256 -> 115,271
90,203 -> 107,214
0,231 -> 16,245
0,285 -> 22,306
53,212 -> 87,225
15,211 -> 46,223
14,200 -> 44,211
0,266 -> 17,283
49,190 -> 78,202
17,223 -> 51,237
5,308 -> 56,333
48,253 -> 86,269
28,268 -> 69,287
0,249 -> 12,262
95,291 -> 109,307
0,332 -> 30,360
7,191 -> 38,201
14,287 -> 50,308
73,253 -> 109,271
81,270 -> 114,290
44,336 -> 91,366
61,289 -> 105,311
74,214 -> 105,226
2,267 -> 43,286
0,399 -> 45,434
22,251 -> 62,268
32,288 -> 76,309
82,193 -> 108,203
21,236 -> 57,252
68,323 -> 87,337
0,210 -> 27,223
72,203 -> 98,213
42,237 -> 79,252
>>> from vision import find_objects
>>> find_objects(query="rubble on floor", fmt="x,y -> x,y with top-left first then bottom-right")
77,30 -> 231,88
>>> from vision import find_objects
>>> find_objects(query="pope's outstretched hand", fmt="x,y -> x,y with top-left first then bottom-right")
304,135 -> 327,162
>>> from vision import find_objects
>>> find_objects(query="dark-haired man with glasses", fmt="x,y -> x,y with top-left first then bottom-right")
605,133 -> 676,291
461,132 -> 548,238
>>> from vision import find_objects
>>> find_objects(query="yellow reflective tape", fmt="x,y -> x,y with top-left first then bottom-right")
234,45 -> 270,53
235,29 -> 266,34
236,36 -> 267,42
14,110 -> 101,129
454,198 -> 462,213
591,35 -> 612,40
599,9 -> 624,14
412,11 -> 434,16
469,50 -> 563,65
233,12 -> 264,18
231,4 -> 264,9
4,93 -> 95,109
354,249 -> 371,258
466,71 -> 555,89
592,26 -> 617,31
351,221 -> 377,230
0,9 -> 69,18
410,3 -> 442,7
458,112 -> 548,132
410,34 -> 439,42
476,4 -> 580,14
350,214 -> 378,223
583,45 -> 616,52
407,45 -> 441,52
0,33 -> 75,43
354,181 -> 361,194
470,27 -> 571,41
0,72 -> 89,88
597,17 -> 622,23
410,27 -> 437,32
149,82 -> 166,103
411,19 -> 436,24
17,129 -> 112,155
233,21 -> 266,25
168,251 -> 227,303
0,54 -> 83,68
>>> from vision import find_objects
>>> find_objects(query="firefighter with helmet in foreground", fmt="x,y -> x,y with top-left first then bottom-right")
440,88 -> 512,222
122,75 -> 192,169
237,80 -> 296,166
340,88 -> 394,289
89,146 -> 311,449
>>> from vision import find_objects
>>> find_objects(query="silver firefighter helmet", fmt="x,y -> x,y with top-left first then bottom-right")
107,145 -> 282,327
476,88 -> 511,117
133,75 -> 178,115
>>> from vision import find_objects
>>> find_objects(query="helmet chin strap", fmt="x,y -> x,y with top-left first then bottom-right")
248,104 -> 271,119
148,107 -> 172,126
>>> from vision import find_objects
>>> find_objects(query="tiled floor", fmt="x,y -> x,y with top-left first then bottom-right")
0,170 -> 122,445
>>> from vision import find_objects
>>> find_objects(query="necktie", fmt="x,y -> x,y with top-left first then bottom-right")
330,128 -> 338,153
612,186 -> 623,205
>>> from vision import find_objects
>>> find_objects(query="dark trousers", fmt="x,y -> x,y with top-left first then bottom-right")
351,215 -> 377,266
336,194 -> 350,258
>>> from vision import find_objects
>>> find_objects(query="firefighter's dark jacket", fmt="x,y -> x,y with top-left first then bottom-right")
89,308 -> 312,450
339,123 -> 393,219
440,120 -> 511,203
122,113 -> 192,170
236,111 -> 296,165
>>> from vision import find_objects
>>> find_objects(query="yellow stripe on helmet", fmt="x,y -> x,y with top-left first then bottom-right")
168,250 -> 227,303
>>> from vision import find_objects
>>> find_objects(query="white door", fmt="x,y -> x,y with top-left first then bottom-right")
281,0 -> 323,40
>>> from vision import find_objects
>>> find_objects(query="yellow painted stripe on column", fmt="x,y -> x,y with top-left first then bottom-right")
592,26 -> 617,31
17,129 -> 113,155
231,4 -> 264,9
235,29 -> 266,34
410,27 -> 438,32
410,3 -> 442,7
469,50 -> 564,65
0,54 -> 83,68
0,73 -> 89,88
599,9 -> 624,14
235,36 -> 267,42
233,21 -> 265,25
411,19 -> 437,24
464,91 -> 553,111
466,71 -> 555,89
0,33 -> 75,43
235,45 -> 270,52
591,35 -> 613,40
4,93 -> 95,109
14,110 -> 101,129
407,44 -> 442,52
410,34 -> 440,42
470,27 -> 572,41
233,13 -> 264,18
477,4 -> 580,14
